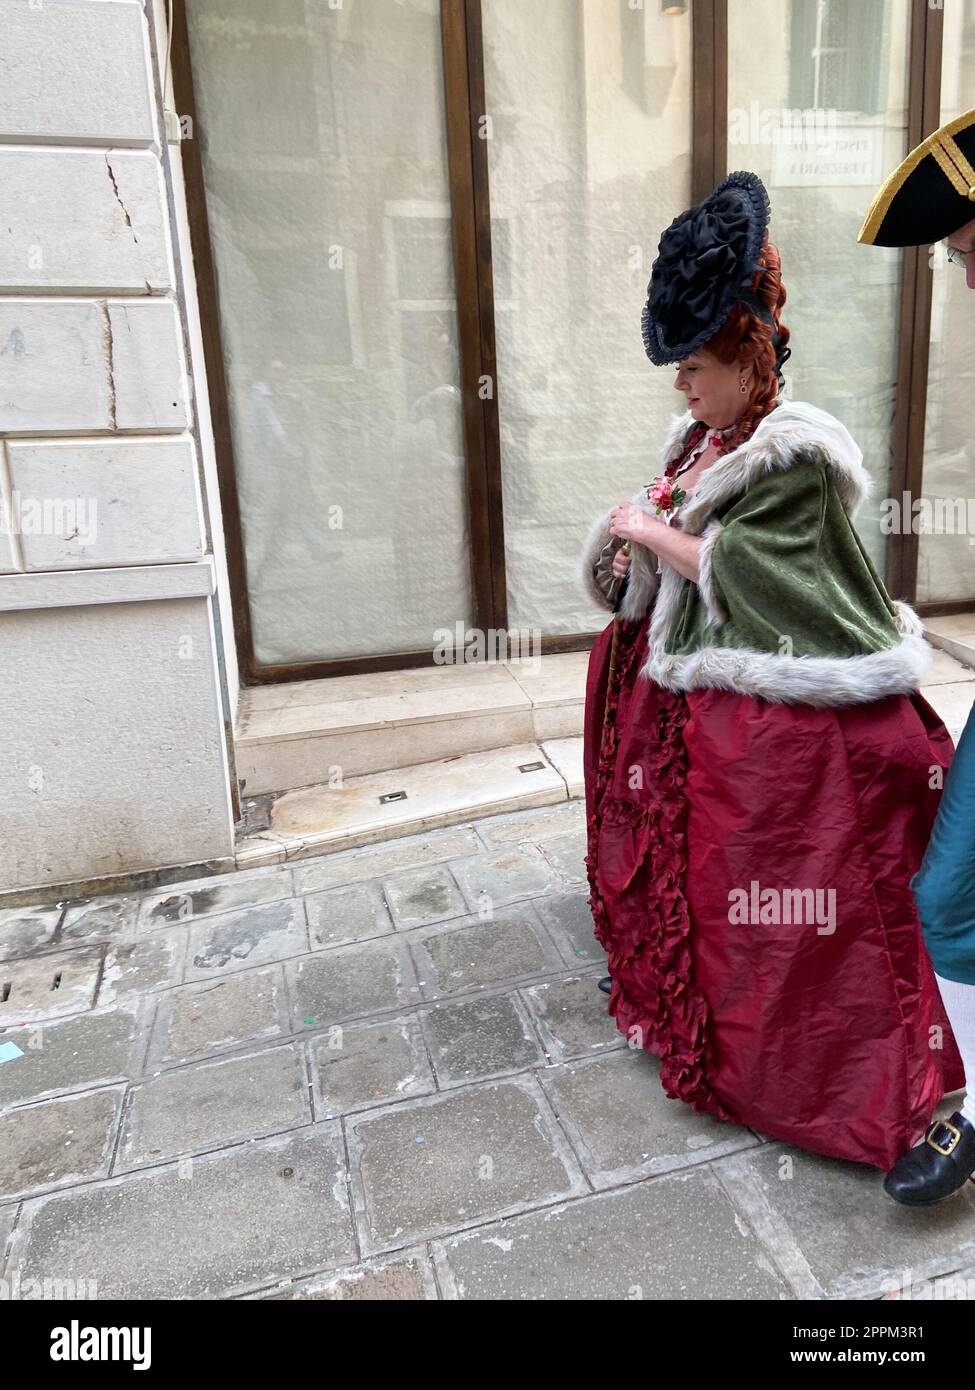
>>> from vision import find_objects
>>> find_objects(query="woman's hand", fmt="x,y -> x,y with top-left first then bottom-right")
611,547 -> 631,580
609,502 -> 656,546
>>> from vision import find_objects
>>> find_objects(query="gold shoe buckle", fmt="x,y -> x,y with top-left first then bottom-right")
926,1120 -> 962,1157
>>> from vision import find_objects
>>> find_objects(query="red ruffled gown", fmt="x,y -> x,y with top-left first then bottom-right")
583,617 -> 965,1170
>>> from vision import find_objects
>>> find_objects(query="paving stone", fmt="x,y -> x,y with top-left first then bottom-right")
409,911 -> 562,998
714,1144 -> 975,1300
533,891 -> 603,966
0,947 -> 103,1025
305,883 -> 393,949
476,801 -> 586,848
0,1088 -> 122,1201
293,826 -> 481,894
98,933 -> 184,1004
347,1078 -> 585,1253
0,1204 -> 16,1277
264,1253 -> 436,1300
61,896 -> 139,943
434,1168 -> 788,1300
0,910 -> 60,962
450,846 -> 559,913
149,967 -> 287,1066
539,1050 -> 758,1188
309,1018 -> 434,1118
421,993 -> 542,1085
10,1125 -> 354,1299
138,865 -> 294,929
118,1044 -> 310,1170
381,867 -> 467,930
184,901 -> 308,982
522,976 -> 622,1061
288,938 -> 421,1029
0,1004 -> 142,1106
535,833 -> 588,887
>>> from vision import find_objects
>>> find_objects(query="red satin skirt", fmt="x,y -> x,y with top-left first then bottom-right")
583,615 -> 965,1170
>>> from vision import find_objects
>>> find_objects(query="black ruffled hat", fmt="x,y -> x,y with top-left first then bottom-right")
640,170 -> 774,367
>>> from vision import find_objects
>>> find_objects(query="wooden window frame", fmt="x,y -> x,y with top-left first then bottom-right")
170,0 -> 950,686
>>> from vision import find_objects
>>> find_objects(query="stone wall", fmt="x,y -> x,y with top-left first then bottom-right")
0,0 -> 236,895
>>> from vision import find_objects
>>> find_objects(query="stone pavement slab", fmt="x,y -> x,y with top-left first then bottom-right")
409,909 -> 563,997
148,965 -> 288,1066
184,900 -> 308,981
138,865 -> 294,929
419,992 -> 544,1085
714,1144 -> 975,1300
260,1251 -> 437,1300
539,1050 -> 760,1187
0,909 -> 60,961
305,882 -> 394,949
118,1044 -> 309,1170
450,845 -> 559,913
380,866 -> 468,930
292,825 -> 482,894
533,891 -> 606,967
0,1003 -> 143,1106
1,1087 -> 122,1202
0,945 -> 103,1024
347,1077 -> 587,1254
309,1017 -> 434,1118
522,975 -> 622,1061
100,933 -> 185,1002
433,1168 -> 788,1300
7,1126 -> 353,1299
287,937 -> 421,1028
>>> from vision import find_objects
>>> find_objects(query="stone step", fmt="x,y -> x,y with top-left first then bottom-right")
924,615 -> 975,672
235,652 -> 590,797
236,738 -> 585,867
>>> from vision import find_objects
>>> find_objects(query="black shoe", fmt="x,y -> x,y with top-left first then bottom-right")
597,976 -> 611,995
883,1111 -> 975,1207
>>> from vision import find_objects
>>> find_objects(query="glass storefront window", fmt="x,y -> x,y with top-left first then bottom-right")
186,0 -> 472,665
481,0 -> 692,635
727,0 -> 913,576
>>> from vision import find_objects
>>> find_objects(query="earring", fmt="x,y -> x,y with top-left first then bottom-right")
739,378 -> 748,394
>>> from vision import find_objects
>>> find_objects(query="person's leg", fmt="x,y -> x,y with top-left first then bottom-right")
884,704 -> 975,1203
934,973 -> 975,1128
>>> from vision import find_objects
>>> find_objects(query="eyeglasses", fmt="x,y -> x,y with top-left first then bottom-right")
946,245 -> 972,269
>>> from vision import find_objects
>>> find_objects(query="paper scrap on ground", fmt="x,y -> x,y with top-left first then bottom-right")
0,1041 -> 25,1063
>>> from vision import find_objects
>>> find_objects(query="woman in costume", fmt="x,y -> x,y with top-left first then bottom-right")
579,171 -> 964,1173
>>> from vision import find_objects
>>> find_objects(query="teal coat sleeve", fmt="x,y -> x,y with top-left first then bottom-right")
912,702 -> 975,984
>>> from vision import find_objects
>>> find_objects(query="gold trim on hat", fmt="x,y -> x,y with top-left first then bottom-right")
942,131 -> 975,197
931,140 -> 972,198
857,106 -> 975,245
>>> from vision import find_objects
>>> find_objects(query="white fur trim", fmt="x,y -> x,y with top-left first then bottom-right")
893,599 -> 926,637
643,633 -> 932,708
578,498 -> 660,619
696,520 -> 727,627
578,509 -> 618,613
663,400 -> 872,537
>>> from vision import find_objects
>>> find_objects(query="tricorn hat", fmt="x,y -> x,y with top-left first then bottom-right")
858,107 -> 975,247
640,170 -> 773,366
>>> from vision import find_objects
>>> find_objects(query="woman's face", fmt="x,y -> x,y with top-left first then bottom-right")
674,350 -> 751,428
